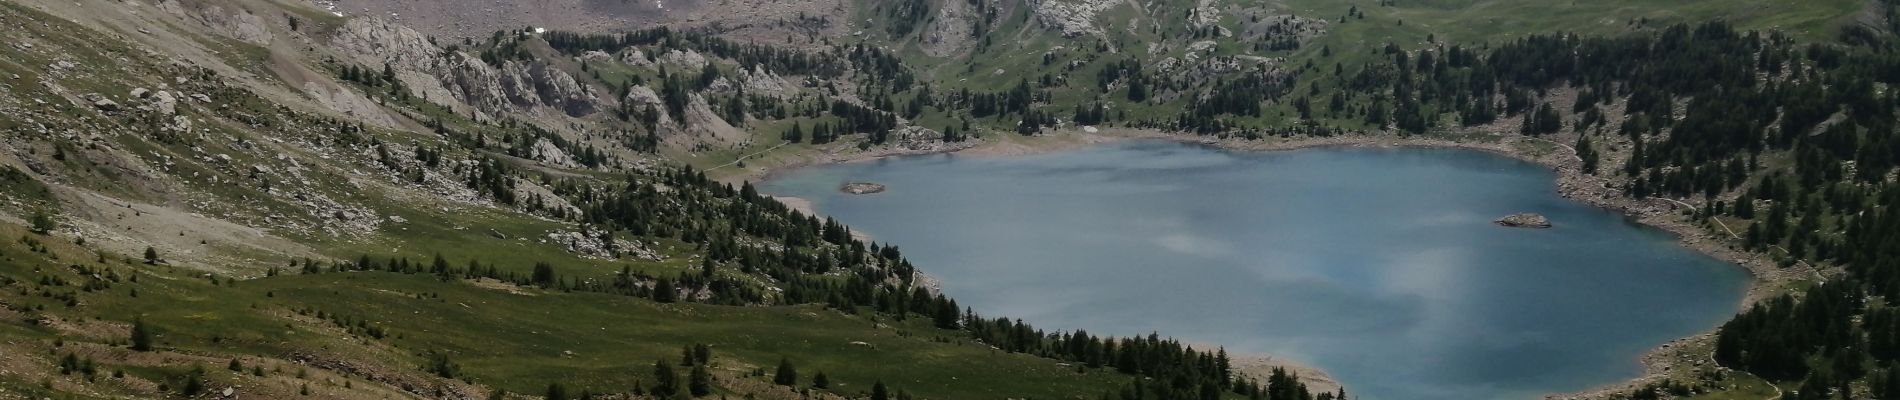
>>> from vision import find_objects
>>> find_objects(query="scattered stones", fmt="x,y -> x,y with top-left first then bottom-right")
544,228 -> 659,261
87,94 -> 120,111
151,91 -> 177,115
578,50 -> 613,63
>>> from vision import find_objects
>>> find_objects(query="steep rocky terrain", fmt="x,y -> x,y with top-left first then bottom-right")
326,0 -> 851,48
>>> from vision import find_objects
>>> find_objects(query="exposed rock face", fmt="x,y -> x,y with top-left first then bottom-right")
920,0 -> 979,56
737,66 -> 794,98
1190,0 -> 1223,31
330,18 -> 611,118
529,138 -> 578,168
657,49 -> 709,70
199,5 -> 274,46
889,126 -> 946,150
1031,0 -> 1120,37
618,49 -> 653,66
511,61 -> 602,117
624,85 -> 662,107
1495,213 -> 1552,228
579,50 -> 614,63
840,182 -> 886,195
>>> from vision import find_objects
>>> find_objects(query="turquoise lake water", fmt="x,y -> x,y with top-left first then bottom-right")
759,140 -> 1750,399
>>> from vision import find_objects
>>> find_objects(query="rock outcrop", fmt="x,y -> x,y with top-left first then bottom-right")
840,182 -> 886,195
330,18 -> 612,119
1031,0 -> 1120,37
737,66 -> 795,98
1495,213 -> 1552,228
920,0 -> 979,56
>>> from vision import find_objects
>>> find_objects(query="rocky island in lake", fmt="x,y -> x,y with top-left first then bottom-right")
1495,213 -> 1553,228
841,181 -> 887,194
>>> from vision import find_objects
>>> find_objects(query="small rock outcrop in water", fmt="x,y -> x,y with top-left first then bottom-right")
1495,213 -> 1552,228
840,182 -> 886,195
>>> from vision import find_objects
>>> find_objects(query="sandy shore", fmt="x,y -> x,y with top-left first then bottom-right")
768,195 -> 818,218
731,126 -> 1798,398
711,130 -> 1128,185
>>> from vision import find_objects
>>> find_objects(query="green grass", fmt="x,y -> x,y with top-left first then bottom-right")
246,272 -> 1127,397
0,223 -> 1132,399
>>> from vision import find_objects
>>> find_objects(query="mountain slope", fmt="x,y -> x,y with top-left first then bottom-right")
2,0 -> 1899,398
0,0 -> 1329,398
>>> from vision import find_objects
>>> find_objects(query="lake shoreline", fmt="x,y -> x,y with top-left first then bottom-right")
733,127 -> 1804,399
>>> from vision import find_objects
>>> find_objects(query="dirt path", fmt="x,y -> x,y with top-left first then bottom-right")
707,140 -> 793,171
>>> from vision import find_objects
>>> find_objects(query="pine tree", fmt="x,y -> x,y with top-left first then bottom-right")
29,211 -> 54,234
130,318 -> 154,351
654,279 -> 678,303
545,382 -> 568,400
1128,77 -> 1149,102
785,123 -> 805,143
812,371 -> 830,389
693,344 -> 711,364
688,364 -> 712,396
1576,136 -> 1599,174
532,262 -> 557,288
181,365 -> 206,396
653,358 -> 680,396
144,246 -> 160,265
773,358 -> 797,386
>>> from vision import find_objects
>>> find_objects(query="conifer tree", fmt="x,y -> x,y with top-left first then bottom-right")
773,358 -> 797,386
29,211 -> 54,234
130,318 -> 154,351
653,359 -> 680,396
688,364 -> 712,396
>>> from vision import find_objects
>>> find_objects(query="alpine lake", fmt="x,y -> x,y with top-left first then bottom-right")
760,140 -> 1750,400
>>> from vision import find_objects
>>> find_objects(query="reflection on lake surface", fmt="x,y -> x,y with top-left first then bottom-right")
761,140 -> 1749,399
